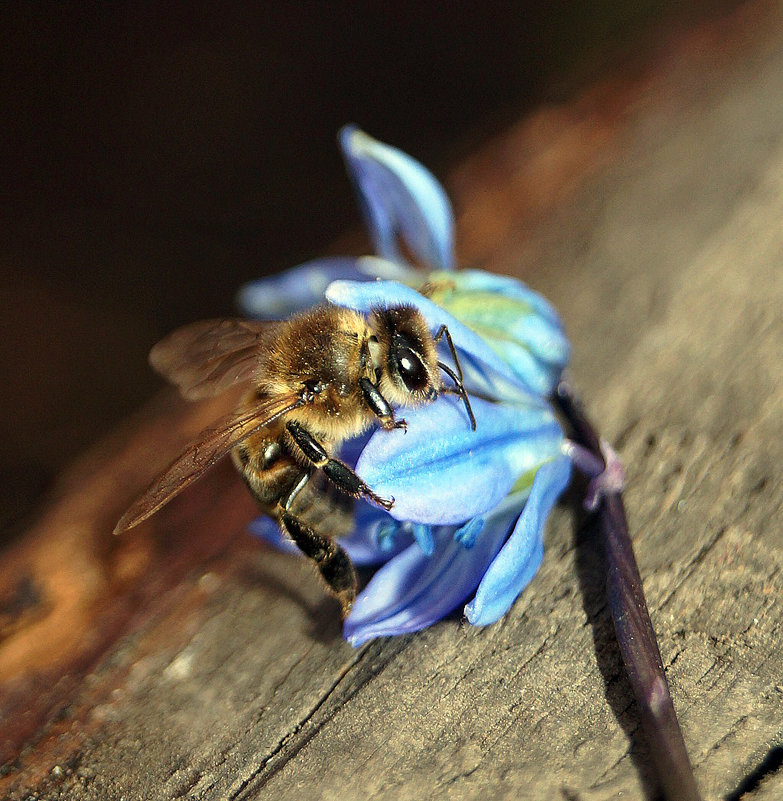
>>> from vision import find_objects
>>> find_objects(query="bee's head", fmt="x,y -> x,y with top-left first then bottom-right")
370,306 -> 440,406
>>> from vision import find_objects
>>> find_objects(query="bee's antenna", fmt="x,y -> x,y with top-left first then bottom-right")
438,360 -> 477,430
433,324 -> 476,430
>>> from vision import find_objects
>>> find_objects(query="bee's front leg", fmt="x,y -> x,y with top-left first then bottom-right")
285,420 -> 394,510
358,377 -> 407,431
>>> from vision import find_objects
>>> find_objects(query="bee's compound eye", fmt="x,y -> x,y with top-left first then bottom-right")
396,346 -> 428,392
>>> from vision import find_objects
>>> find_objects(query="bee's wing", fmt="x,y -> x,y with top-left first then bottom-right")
150,318 -> 279,400
114,393 -> 304,535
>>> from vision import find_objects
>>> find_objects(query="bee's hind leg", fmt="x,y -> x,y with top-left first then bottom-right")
278,511 -> 357,617
277,473 -> 357,617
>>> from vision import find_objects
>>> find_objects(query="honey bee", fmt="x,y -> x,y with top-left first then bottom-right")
115,303 -> 476,615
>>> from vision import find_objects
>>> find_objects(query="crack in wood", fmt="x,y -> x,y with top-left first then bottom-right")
657,525 -> 730,613
226,638 -> 410,800
178,649 -> 319,799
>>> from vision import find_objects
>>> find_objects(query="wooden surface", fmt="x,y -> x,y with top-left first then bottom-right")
3,3 -> 783,798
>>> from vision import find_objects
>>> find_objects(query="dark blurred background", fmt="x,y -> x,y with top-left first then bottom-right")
0,2 -> 737,537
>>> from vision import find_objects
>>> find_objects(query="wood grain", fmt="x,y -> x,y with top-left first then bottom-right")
2,2 -> 783,798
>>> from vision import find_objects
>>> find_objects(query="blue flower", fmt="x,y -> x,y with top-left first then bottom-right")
240,127 -> 574,644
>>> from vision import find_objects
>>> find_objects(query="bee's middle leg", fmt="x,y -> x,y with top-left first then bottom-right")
285,421 -> 394,510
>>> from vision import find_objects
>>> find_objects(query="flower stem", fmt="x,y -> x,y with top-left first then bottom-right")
554,381 -> 702,801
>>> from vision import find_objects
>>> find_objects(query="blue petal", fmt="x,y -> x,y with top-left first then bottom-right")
356,394 -> 564,525
338,505 -> 414,565
339,125 -> 455,271
344,539 -> 434,645
236,258 -> 368,319
465,453 -> 572,625
484,335 -> 567,397
342,530 -> 498,645
343,495 -> 524,646
248,501 -> 412,568
325,278 -> 537,399
494,312 -> 569,371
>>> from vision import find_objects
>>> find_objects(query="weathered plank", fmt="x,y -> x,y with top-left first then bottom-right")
2,3 -> 783,799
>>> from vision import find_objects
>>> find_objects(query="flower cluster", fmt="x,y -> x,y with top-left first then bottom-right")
241,126 -> 572,646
